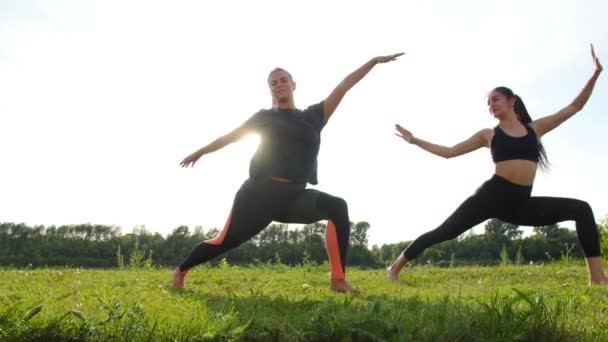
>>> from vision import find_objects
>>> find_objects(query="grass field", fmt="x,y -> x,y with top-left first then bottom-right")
2,261 -> 608,341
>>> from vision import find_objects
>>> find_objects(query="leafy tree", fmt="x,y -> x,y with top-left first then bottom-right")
599,217 -> 608,262
533,224 -> 560,238
350,221 -> 370,247
484,219 -> 522,243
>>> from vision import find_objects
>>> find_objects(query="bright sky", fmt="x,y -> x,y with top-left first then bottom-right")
1,0 -> 607,247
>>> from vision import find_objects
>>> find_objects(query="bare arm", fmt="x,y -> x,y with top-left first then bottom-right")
531,44 -> 603,138
323,52 -> 404,124
395,124 -> 491,159
180,125 -> 250,167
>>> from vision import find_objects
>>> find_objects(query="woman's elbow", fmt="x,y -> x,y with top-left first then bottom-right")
569,102 -> 584,112
442,150 -> 455,159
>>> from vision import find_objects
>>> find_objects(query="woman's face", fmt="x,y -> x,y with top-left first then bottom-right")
487,90 -> 515,119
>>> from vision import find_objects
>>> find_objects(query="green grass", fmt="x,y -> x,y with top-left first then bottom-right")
1,262 -> 608,341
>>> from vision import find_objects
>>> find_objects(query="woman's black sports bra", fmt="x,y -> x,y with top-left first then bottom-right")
491,124 -> 539,163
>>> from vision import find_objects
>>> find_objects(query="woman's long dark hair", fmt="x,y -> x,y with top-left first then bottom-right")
493,86 -> 549,170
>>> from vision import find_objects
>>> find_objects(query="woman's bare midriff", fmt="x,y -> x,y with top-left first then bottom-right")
494,160 -> 537,186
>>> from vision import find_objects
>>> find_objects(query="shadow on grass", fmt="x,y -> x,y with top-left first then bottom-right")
168,288 -> 579,342
0,287 -> 587,342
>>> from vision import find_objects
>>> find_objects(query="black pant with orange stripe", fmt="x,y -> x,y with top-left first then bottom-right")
178,178 -> 351,279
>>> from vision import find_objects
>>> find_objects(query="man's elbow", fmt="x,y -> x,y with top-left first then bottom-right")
219,133 -> 239,145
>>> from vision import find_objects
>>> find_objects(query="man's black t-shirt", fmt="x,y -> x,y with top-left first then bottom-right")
241,102 -> 325,185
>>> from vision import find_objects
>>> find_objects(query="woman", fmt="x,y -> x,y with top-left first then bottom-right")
174,52 -> 404,293
387,45 -> 607,285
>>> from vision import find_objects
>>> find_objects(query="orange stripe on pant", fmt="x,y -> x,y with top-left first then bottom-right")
204,210 -> 232,245
325,220 -> 345,279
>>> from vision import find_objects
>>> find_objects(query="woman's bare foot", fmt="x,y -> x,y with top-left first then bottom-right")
586,257 -> 608,286
171,268 -> 189,288
330,279 -> 360,293
386,267 -> 400,283
386,255 -> 408,283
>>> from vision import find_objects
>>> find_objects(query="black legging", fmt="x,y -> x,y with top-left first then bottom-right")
178,178 -> 351,278
402,175 -> 601,260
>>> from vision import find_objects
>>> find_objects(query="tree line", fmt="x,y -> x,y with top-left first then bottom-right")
1,218 -> 607,268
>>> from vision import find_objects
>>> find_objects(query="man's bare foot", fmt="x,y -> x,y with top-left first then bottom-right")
171,268 -> 189,288
589,276 -> 608,286
386,267 -> 400,283
330,279 -> 360,293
